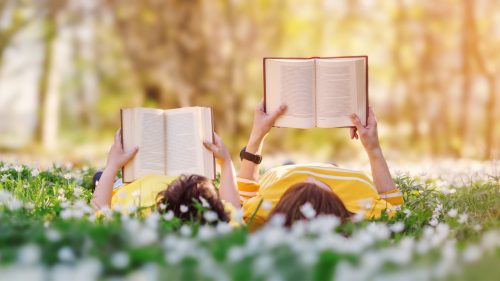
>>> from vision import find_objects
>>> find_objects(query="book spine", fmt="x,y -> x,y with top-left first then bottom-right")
120,108 -> 126,182
210,107 -> 216,180
263,58 -> 267,113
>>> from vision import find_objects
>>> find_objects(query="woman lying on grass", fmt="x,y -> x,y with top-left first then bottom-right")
91,130 -> 241,224
238,101 -> 403,230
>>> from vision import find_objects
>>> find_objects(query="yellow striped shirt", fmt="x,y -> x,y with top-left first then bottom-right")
238,163 -> 403,230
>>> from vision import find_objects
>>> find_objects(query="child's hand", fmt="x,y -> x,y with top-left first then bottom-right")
203,132 -> 231,166
349,107 -> 381,154
106,129 -> 139,171
250,99 -> 287,141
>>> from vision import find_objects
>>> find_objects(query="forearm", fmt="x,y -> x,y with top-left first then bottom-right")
367,147 -> 397,194
238,133 -> 264,181
91,166 -> 119,209
218,161 -> 241,209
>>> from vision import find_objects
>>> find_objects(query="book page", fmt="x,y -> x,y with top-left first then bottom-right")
265,59 -> 315,128
165,108 -> 204,177
121,108 -> 136,183
134,108 -> 166,178
200,108 -> 215,179
315,58 -> 363,128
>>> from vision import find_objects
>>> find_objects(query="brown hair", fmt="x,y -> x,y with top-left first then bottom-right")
268,182 -> 353,227
156,175 -> 229,224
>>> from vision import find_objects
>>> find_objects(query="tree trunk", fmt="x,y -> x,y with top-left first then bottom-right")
484,76 -> 496,159
35,11 -> 59,150
457,0 -> 473,157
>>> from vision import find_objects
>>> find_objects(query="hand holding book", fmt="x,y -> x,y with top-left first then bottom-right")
203,133 -> 231,166
349,106 -> 381,155
106,128 -> 139,172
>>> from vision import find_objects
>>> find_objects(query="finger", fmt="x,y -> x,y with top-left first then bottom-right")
114,129 -> 122,144
270,104 -> 287,122
212,132 -> 222,145
203,140 -> 217,153
368,106 -> 377,127
125,146 -> 139,160
256,99 -> 265,112
350,127 -> 356,139
349,113 -> 366,134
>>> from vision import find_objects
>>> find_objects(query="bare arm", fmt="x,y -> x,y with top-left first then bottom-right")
91,129 -> 138,209
238,100 -> 286,181
204,133 -> 241,209
350,107 -> 397,194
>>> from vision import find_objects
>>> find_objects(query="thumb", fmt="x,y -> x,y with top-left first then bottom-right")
270,104 -> 287,122
125,146 -> 139,159
203,140 -> 217,153
349,114 -> 366,133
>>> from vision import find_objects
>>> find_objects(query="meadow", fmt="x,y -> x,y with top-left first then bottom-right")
0,161 -> 499,281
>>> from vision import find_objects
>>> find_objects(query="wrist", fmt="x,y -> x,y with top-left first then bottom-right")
246,138 -> 264,155
366,147 -> 383,159
105,163 -> 121,174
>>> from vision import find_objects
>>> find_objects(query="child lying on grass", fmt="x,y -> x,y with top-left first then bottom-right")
237,101 -> 404,230
91,130 -> 242,224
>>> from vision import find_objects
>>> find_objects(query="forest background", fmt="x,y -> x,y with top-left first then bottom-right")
0,0 -> 498,168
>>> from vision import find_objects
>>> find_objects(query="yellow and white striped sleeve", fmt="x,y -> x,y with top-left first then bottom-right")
379,189 -> 404,209
237,177 -> 260,203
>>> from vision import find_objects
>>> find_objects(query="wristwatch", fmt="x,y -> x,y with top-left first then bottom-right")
239,147 -> 262,164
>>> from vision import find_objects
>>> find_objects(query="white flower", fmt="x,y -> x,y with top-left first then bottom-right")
14,166 -> 23,173
358,198 -> 373,209
261,200 -> 273,210
158,203 -> 167,210
458,213 -> 468,224
403,209 -> 412,217
473,224 -> 482,231
131,191 -> 141,198
216,222 -> 232,234
227,247 -> 245,262
447,208 -> 458,218
351,211 -> 365,223
1,174 -> 9,182
268,213 -> 286,227
7,198 -> 23,210
180,205 -> 189,213
73,186 -> 83,197
126,203 -> 137,213
180,225 -> 192,236
31,169 -> 40,177
197,225 -> 215,240
63,173 -> 72,180
46,229 -> 62,242
429,218 -> 439,226
299,202 -> 316,219
58,247 -> 75,262
231,208 -> 244,224
111,252 -> 130,269
203,211 -> 218,222
389,222 -> 405,233
25,202 -> 35,210
17,244 -> 40,265
199,196 -> 210,208
163,210 -> 174,221
463,245 -> 481,262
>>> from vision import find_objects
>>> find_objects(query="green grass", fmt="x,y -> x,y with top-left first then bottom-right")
0,162 -> 499,280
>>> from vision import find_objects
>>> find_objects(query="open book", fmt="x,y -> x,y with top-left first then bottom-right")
120,107 -> 215,183
264,56 -> 368,128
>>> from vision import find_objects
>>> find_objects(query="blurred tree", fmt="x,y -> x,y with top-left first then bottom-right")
35,0 -> 66,149
0,0 -> 30,70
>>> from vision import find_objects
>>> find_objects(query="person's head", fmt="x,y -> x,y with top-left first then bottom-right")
156,174 -> 229,224
268,180 -> 353,227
